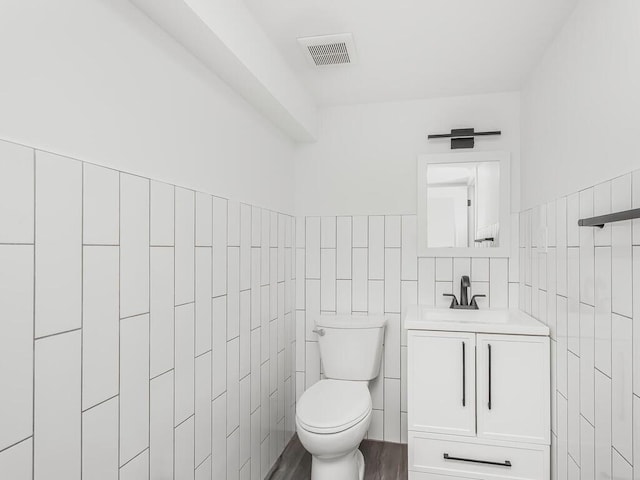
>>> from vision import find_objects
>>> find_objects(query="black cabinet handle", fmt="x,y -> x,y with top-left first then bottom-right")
462,341 -> 466,407
444,453 -> 511,468
488,344 -> 492,410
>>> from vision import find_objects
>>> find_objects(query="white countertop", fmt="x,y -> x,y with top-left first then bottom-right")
404,305 -> 549,336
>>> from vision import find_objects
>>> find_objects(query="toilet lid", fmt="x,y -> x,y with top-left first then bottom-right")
296,380 -> 372,434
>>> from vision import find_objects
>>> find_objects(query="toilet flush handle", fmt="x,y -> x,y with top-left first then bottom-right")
312,328 -> 325,336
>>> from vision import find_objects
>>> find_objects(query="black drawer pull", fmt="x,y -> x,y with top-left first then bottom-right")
443,453 -> 512,468
462,341 -> 466,407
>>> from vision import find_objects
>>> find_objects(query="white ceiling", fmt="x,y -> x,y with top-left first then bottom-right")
243,0 -> 579,106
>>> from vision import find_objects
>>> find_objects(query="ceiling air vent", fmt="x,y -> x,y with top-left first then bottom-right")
298,33 -> 357,67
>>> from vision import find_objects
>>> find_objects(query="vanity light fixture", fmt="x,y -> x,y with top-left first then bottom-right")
428,128 -> 501,149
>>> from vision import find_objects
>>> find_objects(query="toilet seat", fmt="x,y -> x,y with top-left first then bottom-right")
296,379 -> 372,434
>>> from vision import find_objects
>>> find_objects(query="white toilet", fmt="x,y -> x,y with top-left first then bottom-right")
295,315 -> 386,480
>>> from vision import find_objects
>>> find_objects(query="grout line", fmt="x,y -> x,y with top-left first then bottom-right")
0,435 -> 33,455
82,394 -> 119,414
34,327 -> 82,342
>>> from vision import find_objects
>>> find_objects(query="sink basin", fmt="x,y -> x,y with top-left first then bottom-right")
403,305 -> 549,335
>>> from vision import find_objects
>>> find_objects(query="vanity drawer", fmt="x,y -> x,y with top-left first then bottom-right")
408,432 -> 549,480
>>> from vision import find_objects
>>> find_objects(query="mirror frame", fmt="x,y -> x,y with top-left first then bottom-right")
417,151 -> 511,258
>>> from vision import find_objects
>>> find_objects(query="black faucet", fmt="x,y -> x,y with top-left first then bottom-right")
443,275 -> 486,310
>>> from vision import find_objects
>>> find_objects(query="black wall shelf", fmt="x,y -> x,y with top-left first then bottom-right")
578,208 -> 640,228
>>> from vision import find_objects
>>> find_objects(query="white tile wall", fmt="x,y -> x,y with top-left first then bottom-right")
298,214 -> 518,443
517,169 -> 640,479
0,139 -> 296,480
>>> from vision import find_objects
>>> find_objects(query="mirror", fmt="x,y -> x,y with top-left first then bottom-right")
417,151 -> 510,257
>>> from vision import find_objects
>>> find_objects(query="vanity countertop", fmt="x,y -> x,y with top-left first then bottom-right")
404,305 -> 549,336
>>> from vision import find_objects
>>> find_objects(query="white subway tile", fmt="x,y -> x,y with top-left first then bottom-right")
567,248 -> 580,354
567,352 -> 580,463
228,246 -> 240,340
227,337 -> 240,434
418,258 -> 435,305
368,410 -> 384,441
83,164 -> 119,245
556,296 -> 568,397
82,246 -> 119,409
489,258 -> 509,308
295,249 -> 305,309
82,397 -> 118,480
195,247 -> 212,355
228,200 -> 241,247
557,394 -> 568,480
612,313 -> 633,463
336,279 -> 352,314
240,203 -> 251,291
368,280 -> 384,314
435,281 -> 453,308
150,247 -> 175,377
305,280 -> 320,339
0,245 -> 33,451
320,248 -> 336,311
580,417 -> 594,480
270,211 -> 278,248
0,439 -> 32,480
435,257 -> 453,281
401,281 -> 417,346
175,303 -> 195,425
305,342 -> 320,389
352,216 -> 368,247
336,216 -> 352,279
213,196 -> 228,296
239,375 -> 251,467
384,248 -> 401,313
579,304 -> 595,424
633,170 -> 640,244
0,140 -> 33,243
252,206 -> 262,247
352,248 -> 368,311
595,370 -> 611,480
612,449 -> 632,480
119,314 -> 149,465
321,216 -> 336,248
305,217 -> 320,279
212,296 -> 227,398
35,151 -> 82,336
251,248 -> 261,329
34,330 -> 81,479
251,328 -> 261,411
195,192 -> 212,247
594,247 -> 612,377
175,187 -> 195,305
579,192 -> 595,306
119,450 -> 148,480
240,289 -> 251,378
175,416 -> 194,480
593,180 -> 612,247
195,352 -> 212,466
212,393 -> 227,480
368,216 -> 384,280
384,314 -> 400,378
150,371 -> 174,480
567,192 -> 580,247
611,174 -> 633,318
150,181 -> 174,246
385,215 -> 401,247
453,257 -> 470,285
251,409 -> 261,480
227,429 -> 240,480
196,457 -> 211,480
383,378 -> 401,443
401,216 -> 417,281
634,246 -> 640,394
471,257 -> 489,282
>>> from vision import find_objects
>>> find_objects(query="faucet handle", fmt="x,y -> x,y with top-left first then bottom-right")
443,293 -> 459,308
470,294 -> 486,308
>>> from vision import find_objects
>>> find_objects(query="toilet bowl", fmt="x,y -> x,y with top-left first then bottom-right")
296,315 -> 386,480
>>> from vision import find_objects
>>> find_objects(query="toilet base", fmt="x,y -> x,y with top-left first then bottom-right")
310,448 -> 365,480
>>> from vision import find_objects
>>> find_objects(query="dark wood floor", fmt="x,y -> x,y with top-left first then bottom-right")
266,434 -> 408,480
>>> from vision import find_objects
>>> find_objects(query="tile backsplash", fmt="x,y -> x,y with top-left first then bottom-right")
295,214 -> 519,443
519,169 -> 640,479
0,139 -> 296,480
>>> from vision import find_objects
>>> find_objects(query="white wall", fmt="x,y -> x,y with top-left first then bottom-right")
294,92 -> 521,216
0,0 -> 296,214
521,0 -> 640,210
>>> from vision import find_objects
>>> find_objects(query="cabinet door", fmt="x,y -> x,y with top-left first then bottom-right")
476,334 -> 550,445
408,331 -> 476,436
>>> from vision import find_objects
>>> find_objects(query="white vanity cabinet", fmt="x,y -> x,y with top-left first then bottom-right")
405,307 -> 550,480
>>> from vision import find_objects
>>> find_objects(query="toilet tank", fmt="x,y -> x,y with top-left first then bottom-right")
315,315 -> 386,381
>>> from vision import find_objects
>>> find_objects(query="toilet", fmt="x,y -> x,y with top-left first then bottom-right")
295,315 -> 386,480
